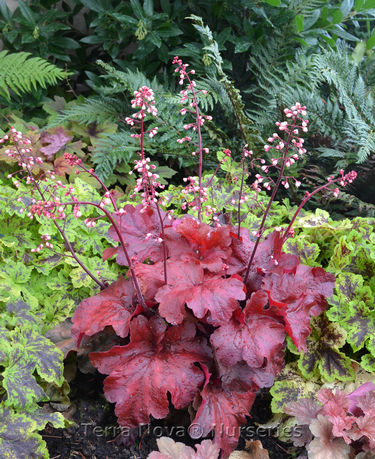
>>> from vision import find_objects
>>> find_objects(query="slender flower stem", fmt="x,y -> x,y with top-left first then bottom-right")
237,157 -> 246,238
182,71 -> 204,221
281,180 -> 338,244
139,117 -> 168,285
243,122 -> 296,284
50,200 -> 147,311
12,139 -> 107,290
78,163 -> 118,212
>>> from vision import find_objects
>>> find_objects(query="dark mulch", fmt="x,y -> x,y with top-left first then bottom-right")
42,370 -> 304,458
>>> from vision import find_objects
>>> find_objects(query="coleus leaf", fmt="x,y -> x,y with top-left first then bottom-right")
108,204 -> 169,264
154,259 -> 245,325
72,275 -> 136,344
90,316 -> 211,427
327,273 -> 375,355
270,363 -> 320,414
191,383 -> 255,458
262,265 -> 335,350
287,314 -> 354,382
0,406 -> 65,459
211,290 -> 285,389
284,236 -> 320,266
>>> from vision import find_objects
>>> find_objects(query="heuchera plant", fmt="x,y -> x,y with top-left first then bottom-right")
284,382 -> 375,458
2,58 -> 357,457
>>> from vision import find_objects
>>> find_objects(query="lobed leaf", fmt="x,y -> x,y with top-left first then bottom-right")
90,316 -> 211,427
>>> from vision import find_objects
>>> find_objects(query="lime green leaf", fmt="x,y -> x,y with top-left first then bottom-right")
295,14 -> 304,32
263,0 -> 281,5
367,28 -> 375,49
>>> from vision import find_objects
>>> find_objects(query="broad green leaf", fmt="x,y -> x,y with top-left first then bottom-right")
17,0 -> 36,25
332,24 -> 359,41
144,0 -> 153,16
352,40 -> 366,62
331,8 -> 343,23
130,0 -> 144,19
295,14 -> 304,32
234,38 -> 251,53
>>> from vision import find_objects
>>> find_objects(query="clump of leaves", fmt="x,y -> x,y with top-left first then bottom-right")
284,382 -> 375,458
2,59 -> 357,457
147,436 -> 269,459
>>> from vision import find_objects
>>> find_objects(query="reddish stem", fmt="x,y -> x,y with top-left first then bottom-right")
281,180 -> 338,244
243,121 -> 296,284
12,139 -> 107,290
52,200 -> 147,311
139,117 -> 168,285
183,71 -> 204,221
237,157 -> 246,238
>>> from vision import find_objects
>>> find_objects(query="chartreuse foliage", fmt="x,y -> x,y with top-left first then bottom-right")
268,210 -> 375,448
0,174 -> 120,458
282,213 -> 375,376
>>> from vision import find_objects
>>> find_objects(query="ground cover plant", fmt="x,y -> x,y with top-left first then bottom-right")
1,53 -> 367,459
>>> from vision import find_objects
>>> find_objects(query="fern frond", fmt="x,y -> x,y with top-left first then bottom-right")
52,97 -> 124,126
0,50 -> 66,100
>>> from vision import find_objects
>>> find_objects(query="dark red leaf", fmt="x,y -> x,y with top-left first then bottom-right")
211,290 -> 285,389
191,384 -> 255,457
134,261 -> 166,302
173,217 -> 232,273
262,265 -> 335,350
90,316 -> 212,427
72,276 -> 136,343
108,204 -> 169,264
155,259 -> 245,325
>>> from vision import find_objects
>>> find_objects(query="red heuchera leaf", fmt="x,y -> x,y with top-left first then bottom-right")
90,316 -> 212,427
40,127 -> 73,157
108,204 -> 170,264
211,290 -> 285,389
71,276 -> 136,344
262,265 -> 335,350
191,383 -> 255,458
133,261 -> 166,302
174,217 -> 231,253
173,217 -> 233,273
154,259 -> 245,325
